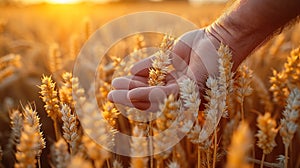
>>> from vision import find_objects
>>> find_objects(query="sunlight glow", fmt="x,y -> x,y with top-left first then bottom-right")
46,0 -> 80,4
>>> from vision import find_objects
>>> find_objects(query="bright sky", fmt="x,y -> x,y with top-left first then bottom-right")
22,0 -> 116,4
21,0 -> 226,4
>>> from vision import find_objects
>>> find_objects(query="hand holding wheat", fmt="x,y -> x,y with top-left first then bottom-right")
108,29 -> 223,111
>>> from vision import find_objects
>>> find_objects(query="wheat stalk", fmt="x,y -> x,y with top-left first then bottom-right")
83,17 -> 92,41
0,54 -> 21,83
270,46 -> 300,106
6,109 -> 23,155
255,112 -> 278,168
39,75 -> 61,140
61,104 -> 79,155
48,43 -> 62,74
148,34 -> 174,86
22,105 -> 46,167
82,135 -> 110,168
225,121 -> 252,168
130,126 -> 149,168
112,160 -> 123,168
72,78 -> 115,167
102,101 -> 120,127
279,88 -> 300,168
235,65 -> 253,120
15,123 -> 39,168
50,138 -> 70,168
167,161 -> 180,168
59,72 -> 74,107
217,43 -> 234,118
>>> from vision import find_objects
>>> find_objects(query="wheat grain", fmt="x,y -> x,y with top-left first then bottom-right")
256,112 -> 278,168
148,34 -> 173,86
235,65 -> 253,120
280,88 -> 300,168
112,160 -> 123,168
39,75 -> 61,139
155,94 -> 179,131
270,46 -> 300,106
50,138 -> 70,168
217,43 -> 234,118
39,75 -> 61,119
130,126 -> 148,168
22,105 -> 46,160
6,109 -> 23,155
59,72 -> 74,107
15,123 -> 39,168
256,112 -> 278,155
61,104 -> 79,155
102,101 -> 120,127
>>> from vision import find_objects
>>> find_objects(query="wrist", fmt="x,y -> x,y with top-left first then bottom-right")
206,22 -> 256,71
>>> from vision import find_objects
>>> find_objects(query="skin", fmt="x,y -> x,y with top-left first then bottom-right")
108,0 -> 300,111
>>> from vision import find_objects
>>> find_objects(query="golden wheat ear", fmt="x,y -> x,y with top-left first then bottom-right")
39,75 -> 61,140
255,112 -> 278,168
225,121 -> 252,168
50,138 -> 70,168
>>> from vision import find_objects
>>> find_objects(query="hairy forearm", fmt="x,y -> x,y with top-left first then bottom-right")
208,0 -> 300,70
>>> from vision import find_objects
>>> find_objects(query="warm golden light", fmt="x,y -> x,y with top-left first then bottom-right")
46,0 -> 80,4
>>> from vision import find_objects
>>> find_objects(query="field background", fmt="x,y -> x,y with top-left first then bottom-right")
0,1 -> 299,168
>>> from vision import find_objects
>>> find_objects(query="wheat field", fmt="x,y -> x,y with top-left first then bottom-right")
0,1 -> 299,168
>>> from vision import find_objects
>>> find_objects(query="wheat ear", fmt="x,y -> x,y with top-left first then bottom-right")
279,88 -> 300,168
22,105 -> 46,167
235,65 -> 253,120
61,104 -> 78,155
112,160 -> 123,168
225,122 -> 252,168
48,43 -> 62,74
50,138 -> 70,168
59,72 -> 74,107
255,112 -> 278,168
6,109 -> 23,155
39,75 -> 61,140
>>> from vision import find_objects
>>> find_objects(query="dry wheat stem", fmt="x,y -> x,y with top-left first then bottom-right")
212,130 -> 217,168
198,145 -> 201,168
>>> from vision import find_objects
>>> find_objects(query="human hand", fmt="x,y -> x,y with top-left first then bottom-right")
108,28 -> 222,111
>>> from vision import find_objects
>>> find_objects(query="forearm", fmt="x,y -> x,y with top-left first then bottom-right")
208,0 -> 300,70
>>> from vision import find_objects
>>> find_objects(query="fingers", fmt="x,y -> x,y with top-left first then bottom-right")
111,76 -> 148,90
128,83 -> 178,102
130,56 -> 154,77
108,83 -> 179,111
107,90 -> 135,107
